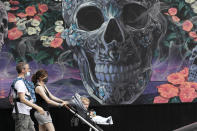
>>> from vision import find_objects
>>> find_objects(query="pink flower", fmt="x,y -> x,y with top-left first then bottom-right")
179,67 -> 189,80
50,38 -> 63,48
10,7 -> 19,10
25,5 -> 37,16
168,8 -> 177,16
38,4 -> 48,13
55,32 -> 61,38
34,16 -> 42,22
189,31 -> 197,38
8,12 -> 16,23
10,1 -> 20,5
153,96 -> 169,103
17,13 -> 27,18
167,73 -> 185,85
157,84 -> 179,99
8,27 -> 23,40
172,16 -> 180,22
179,87 -> 197,102
189,82 -> 197,90
182,20 -> 193,32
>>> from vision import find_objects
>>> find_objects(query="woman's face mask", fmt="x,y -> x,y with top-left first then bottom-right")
43,77 -> 48,83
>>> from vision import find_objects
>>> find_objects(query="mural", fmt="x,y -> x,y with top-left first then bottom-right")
1,0 -> 197,105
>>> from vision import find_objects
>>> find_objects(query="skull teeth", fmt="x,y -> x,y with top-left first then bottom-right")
95,64 -> 134,83
95,64 -> 133,73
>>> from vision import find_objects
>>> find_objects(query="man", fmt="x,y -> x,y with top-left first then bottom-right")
12,62 -> 45,131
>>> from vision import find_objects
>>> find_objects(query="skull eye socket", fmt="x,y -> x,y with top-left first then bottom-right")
76,6 -> 104,31
122,3 -> 148,29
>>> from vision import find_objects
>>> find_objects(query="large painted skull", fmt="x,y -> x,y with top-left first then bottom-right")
62,0 -> 166,104
0,1 -> 8,51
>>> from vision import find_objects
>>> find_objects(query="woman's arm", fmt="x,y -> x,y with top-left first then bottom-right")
45,86 -> 68,104
35,86 -> 64,107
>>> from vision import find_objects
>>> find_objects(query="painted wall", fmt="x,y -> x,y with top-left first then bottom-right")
0,0 -> 197,104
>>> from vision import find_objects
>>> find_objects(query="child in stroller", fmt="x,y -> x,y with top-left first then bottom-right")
68,93 -> 113,131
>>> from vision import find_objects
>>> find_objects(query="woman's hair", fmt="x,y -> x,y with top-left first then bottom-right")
32,69 -> 48,85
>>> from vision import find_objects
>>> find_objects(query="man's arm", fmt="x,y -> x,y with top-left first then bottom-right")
18,92 -> 45,115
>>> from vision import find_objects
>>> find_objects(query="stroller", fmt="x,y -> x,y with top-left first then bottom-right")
65,93 -> 113,131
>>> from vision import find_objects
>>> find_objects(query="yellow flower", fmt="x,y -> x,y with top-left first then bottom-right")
40,36 -> 48,41
16,18 -> 27,25
42,41 -> 51,47
55,20 -> 63,26
17,23 -> 26,31
31,19 -> 40,26
191,1 -> 197,9
55,25 -> 64,32
35,26 -> 41,32
48,36 -> 55,41
193,8 -> 197,13
27,27 -> 37,35
185,0 -> 195,4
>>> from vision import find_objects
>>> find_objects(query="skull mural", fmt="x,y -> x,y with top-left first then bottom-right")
62,0 -> 166,104
0,1 -> 8,51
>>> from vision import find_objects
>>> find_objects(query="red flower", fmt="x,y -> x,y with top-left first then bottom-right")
157,84 -> 179,99
9,1 -> 20,5
17,13 -> 27,18
8,27 -> 23,40
153,96 -> 169,103
189,31 -> 197,38
168,8 -> 177,16
179,87 -> 197,102
8,12 -> 16,23
172,16 -> 180,22
182,20 -> 193,32
179,67 -> 189,80
38,4 -> 48,13
10,6 -> 19,10
25,6 -> 37,16
34,16 -> 42,22
55,32 -> 61,38
167,73 -> 185,85
50,38 -> 63,48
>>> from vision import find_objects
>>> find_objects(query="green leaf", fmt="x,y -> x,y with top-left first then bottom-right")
163,40 -> 170,47
192,98 -> 197,103
47,57 -> 54,64
178,1 -> 185,11
36,51 -> 49,62
167,33 -> 177,41
184,9 -> 190,17
169,96 -> 181,103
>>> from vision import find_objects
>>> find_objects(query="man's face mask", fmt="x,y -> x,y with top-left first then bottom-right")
25,71 -> 31,77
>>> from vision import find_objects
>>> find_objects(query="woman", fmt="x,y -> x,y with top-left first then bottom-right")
32,69 -> 68,131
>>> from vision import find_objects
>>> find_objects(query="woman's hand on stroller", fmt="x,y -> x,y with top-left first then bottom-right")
61,101 -> 70,109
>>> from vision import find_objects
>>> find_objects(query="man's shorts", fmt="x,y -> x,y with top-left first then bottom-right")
12,113 -> 35,131
34,111 -> 52,125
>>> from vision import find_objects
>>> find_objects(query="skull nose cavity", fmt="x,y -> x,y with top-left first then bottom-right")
104,19 -> 123,43
109,50 -> 120,61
